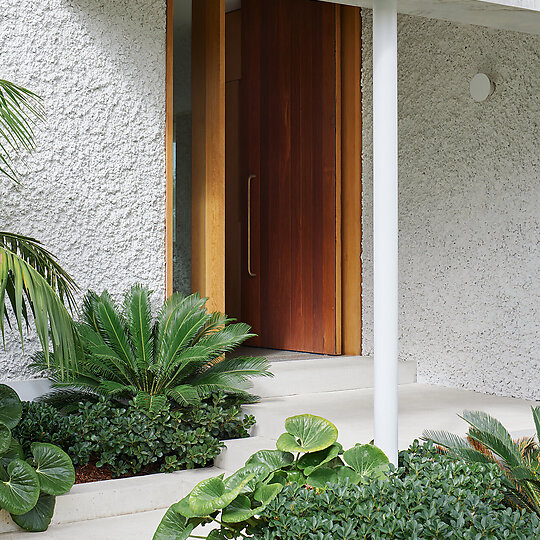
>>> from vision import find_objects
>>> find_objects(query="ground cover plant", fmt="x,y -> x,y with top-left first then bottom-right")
0,384 -> 74,532
13,393 -> 255,480
33,286 -> 271,411
253,441 -> 540,539
424,407 -> 540,515
153,414 -> 390,540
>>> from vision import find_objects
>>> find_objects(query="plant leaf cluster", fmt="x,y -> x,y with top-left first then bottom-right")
0,384 -> 74,532
424,407 -> 540,514
32,286 -> 272,411
13,394 -> 255,478
251,440 -> 540,540
154,414 -> 389,539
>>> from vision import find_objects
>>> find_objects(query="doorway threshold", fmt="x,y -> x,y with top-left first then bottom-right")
231,347 -> 330,363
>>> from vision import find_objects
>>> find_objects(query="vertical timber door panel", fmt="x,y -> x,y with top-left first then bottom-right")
242,0 -> 340,354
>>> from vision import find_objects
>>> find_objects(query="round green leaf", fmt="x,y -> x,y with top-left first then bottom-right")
221,494 -> 254,523
0,422 -> 12,455
0,459 -> 40,515
306,467 -> 337,488
153,506 -> 194,540
253,482 -> 283,505
245,449 -> 294,471
343,444 -> 390,480
0,385 -> 22,430
11,493 -> 55,532
298,442 -> 343,476
0,437 -> 24,467
31,443 -> 75,495
189,473 -> 254,515
224,464 -> 271,493
276,414 -> 338,453
335,466 -> 362,484
171,496 -> 208,519
286,470 -> 307,485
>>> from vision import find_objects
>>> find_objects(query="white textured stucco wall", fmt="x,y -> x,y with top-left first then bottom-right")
362,11 -> 540,400
1,0 -> 167,379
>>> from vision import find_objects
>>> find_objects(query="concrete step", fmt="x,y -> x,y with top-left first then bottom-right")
216,436 -> 276,471
243,383 -> 537,450
0,466 -> 231,535
251,355 -> 417,398
2,509 -> 166,540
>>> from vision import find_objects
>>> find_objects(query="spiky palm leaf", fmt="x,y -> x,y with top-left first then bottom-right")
424,407 -> 540,515
1,80 -> 78,373
0,79 -> 44,183
35,285 -> 272,411
0,245 -> 78,372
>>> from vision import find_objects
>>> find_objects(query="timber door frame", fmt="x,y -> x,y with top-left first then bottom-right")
164,0 -> 362,354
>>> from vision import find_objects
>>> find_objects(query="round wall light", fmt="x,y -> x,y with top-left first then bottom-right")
470,73 -> 495,102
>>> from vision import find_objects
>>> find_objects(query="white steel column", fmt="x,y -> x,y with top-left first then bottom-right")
373,0 -> 399,464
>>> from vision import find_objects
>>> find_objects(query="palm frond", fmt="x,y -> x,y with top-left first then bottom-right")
192,311 -> 233,343
0,232 -> 77,310
532,407 -> 540,445
0,79 -> 45,183
38,388 -> 101,412
124,285 -> 154,377
165,385 -> 203,406
461,410 -> 522,467
196,323 -> 255,360
422,429 -> 496,465
92,291 -> 139,381
0,246 -> 78,372
191,356 -> 272,387
154,293 -> 207,361
156,299 -> 212,376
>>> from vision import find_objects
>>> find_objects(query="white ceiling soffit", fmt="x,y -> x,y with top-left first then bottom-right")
321,0 -> 540,36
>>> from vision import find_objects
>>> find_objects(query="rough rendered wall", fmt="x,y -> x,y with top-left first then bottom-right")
1,0 -> 167,379
362,11 -> 540,400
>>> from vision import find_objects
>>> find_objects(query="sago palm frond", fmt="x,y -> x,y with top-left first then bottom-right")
424,408 -> 540,515
0,79 -> 45,183
0,246 -> 78,372
34,286 -> 272,411
191,356 -> 272,388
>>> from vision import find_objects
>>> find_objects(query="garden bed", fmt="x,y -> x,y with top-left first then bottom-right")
0,465 -> 227,535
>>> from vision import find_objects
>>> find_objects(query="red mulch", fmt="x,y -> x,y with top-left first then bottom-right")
75,462 -> 113,484
75,461 -> 160,484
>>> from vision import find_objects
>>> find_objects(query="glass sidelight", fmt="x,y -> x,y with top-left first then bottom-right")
172,0 -> 192,295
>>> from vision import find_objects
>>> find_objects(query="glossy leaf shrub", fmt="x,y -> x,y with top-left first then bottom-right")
252,441 -> 540,540
0,384 -> 74,532
14,395 -> 255,478
153,414 -> 389,540
425,407 -> 540,514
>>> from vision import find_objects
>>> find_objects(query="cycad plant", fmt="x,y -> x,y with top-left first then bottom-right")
424,408 -> 540,514
1,79 -> 78,371
34,285 -> 272,411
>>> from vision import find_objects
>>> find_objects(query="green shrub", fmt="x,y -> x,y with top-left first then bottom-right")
153,414 -> 390,540
32,286 -> 272,411
424,407 -> 540,514
14,395 -> 255,478
251,441 -> 540,540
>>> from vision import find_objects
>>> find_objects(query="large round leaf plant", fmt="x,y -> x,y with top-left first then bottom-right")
0,384 -> 74,532
154,414 -> 389,540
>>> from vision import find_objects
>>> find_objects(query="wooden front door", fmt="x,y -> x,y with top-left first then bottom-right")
241,0 -> 341,354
